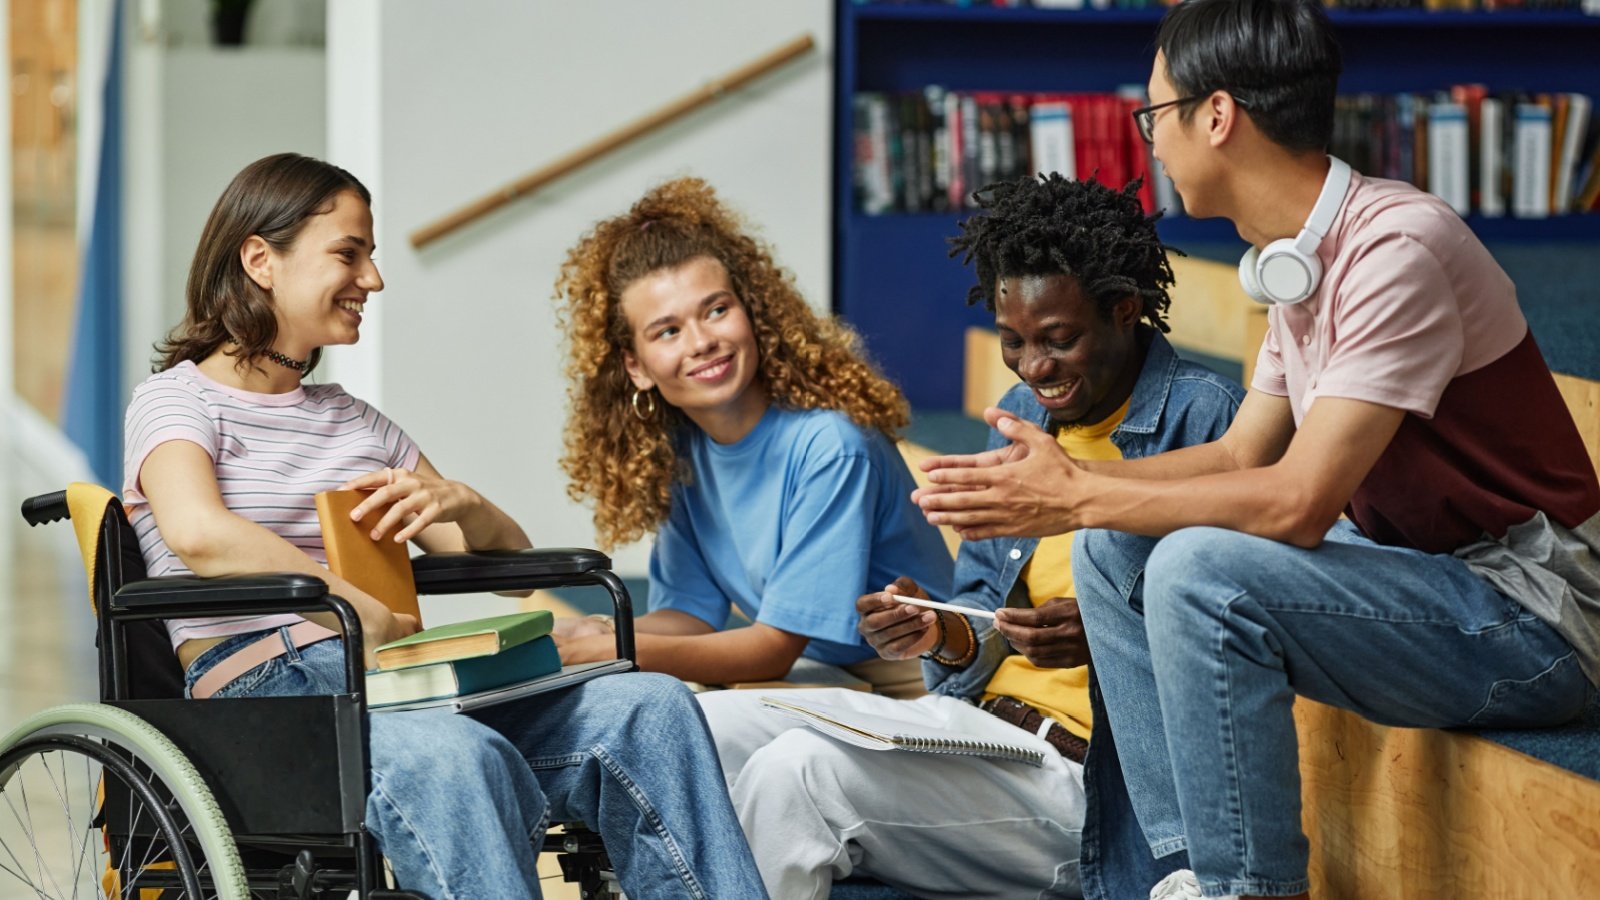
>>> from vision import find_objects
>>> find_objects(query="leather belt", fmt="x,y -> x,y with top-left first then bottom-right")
190,621 -> 340,699
979,695 -> 1089,764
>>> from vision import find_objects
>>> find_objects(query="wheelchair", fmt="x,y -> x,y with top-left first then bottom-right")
4,483 -> 639,899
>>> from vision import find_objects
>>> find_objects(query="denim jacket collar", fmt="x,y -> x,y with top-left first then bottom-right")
1117,327 -> 1177,436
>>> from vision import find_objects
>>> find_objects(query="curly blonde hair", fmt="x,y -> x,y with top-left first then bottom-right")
555,177 -> 909,550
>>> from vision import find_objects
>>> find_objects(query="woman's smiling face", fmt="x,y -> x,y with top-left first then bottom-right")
620,255 -> 767,443
254,189 -> 383,356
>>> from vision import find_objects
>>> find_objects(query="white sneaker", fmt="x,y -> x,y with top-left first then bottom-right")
1149,868 -> 1241,900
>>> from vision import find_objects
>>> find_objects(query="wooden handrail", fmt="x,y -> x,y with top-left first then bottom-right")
409,33 -> 817,249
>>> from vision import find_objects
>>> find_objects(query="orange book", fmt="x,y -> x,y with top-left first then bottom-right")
315,489 -> 422,624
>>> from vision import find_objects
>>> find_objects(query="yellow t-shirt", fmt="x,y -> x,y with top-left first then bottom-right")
980,396 -> 1129,741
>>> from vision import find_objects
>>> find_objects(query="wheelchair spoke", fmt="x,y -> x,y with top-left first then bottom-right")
0,854 -> 50,898
70,752 -> 96,900
0,804 -> 45,896
0,787 -> 37,869
2,762 -> 67,899
37,746 -> 88,890
44,752 -> 87,900
19,772 -> 72,898
56,752 -> 97,900
0,799 -> 53,899
130,817 -> 168,898
116,782 -> 148,896
181,828 -> 215,900
119,752 -> 174,899
37,750 -> 89,900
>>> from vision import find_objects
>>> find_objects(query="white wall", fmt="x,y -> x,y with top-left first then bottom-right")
327,1 -> 834,575
122,34 -> 325,394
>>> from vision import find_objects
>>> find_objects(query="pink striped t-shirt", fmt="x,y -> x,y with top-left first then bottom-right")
122,360 -> 420,648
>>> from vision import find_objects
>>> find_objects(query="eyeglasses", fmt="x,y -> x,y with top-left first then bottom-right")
1131,93 -> 1253,144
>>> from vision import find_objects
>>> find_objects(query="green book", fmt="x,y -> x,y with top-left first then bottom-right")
373,609 -> 554,671
367,635 -> 562,708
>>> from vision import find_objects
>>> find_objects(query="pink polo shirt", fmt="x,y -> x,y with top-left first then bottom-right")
1249,173 -> 1600,683
1253,173 -> 1598,554
1253,173 -> 1526,424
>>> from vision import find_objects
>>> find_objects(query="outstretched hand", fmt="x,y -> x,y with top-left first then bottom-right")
341,466 -> 481,544
912,408 -> 1088,541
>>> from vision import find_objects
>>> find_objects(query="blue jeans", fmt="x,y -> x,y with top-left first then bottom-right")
185,631 -> 766,899
1073,522 -> 1591,898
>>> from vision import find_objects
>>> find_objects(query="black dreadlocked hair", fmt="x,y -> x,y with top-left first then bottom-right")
947,173 -> 1180,333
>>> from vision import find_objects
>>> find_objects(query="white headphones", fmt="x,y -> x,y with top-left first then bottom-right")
1238,156 -> 1353,305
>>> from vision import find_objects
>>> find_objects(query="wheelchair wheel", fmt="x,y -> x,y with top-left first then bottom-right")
0,703 -> 247,899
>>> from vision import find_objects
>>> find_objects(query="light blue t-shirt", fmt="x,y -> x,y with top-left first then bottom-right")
648,406 -> 954,665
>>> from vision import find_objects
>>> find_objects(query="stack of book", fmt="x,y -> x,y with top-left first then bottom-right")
366,610 -> 563,710
314,489 -> 630,713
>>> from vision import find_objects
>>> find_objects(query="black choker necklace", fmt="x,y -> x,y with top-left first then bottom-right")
264,349 -> 309,373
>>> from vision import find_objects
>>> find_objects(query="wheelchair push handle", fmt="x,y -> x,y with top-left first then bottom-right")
20,490 -> 70,526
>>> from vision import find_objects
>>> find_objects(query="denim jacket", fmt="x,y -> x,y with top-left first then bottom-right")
922,326 -> 1244,699
919,326 -> 1244,900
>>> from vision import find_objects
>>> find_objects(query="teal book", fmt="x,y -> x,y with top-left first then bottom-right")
372,609 -> 554,670
366,635 -> 562,708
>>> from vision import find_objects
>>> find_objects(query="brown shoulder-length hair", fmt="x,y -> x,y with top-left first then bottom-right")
154,152 -> 371,374
555,177 -> 909,550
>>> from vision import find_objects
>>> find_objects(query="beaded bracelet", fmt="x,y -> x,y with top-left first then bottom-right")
924,610 -> 978,668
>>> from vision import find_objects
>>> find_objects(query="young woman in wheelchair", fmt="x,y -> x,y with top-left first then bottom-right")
552,178 -> 953,697
123,152 -> 766,899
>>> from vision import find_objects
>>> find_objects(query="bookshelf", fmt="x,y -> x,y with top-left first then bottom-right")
832,1 -> 1600,409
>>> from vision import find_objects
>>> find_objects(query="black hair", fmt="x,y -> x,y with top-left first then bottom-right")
947,173 -> 1178,333
1157,0 -> 1342,152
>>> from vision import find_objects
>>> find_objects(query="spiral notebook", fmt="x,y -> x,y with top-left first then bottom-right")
759,696 -> 1044,767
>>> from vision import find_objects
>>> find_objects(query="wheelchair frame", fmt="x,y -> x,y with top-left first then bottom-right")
10,487 -> 639,899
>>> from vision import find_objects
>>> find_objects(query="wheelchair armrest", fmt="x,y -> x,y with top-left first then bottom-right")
111,574 -> 368,695
410,548 -> 612,593
115,572 -> 329,610
410,549 -> 637,666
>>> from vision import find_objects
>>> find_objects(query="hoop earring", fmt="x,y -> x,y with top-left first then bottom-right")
631,389 -> 658,421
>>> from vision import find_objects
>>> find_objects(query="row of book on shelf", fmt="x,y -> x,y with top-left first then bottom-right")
852,86 -> 1600,220
851,88 -> 1177,217
858,0 -> 1600,14
1332,87 -> 1600,217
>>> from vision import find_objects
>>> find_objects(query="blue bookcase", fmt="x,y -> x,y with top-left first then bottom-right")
832,1 -> 1600,410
